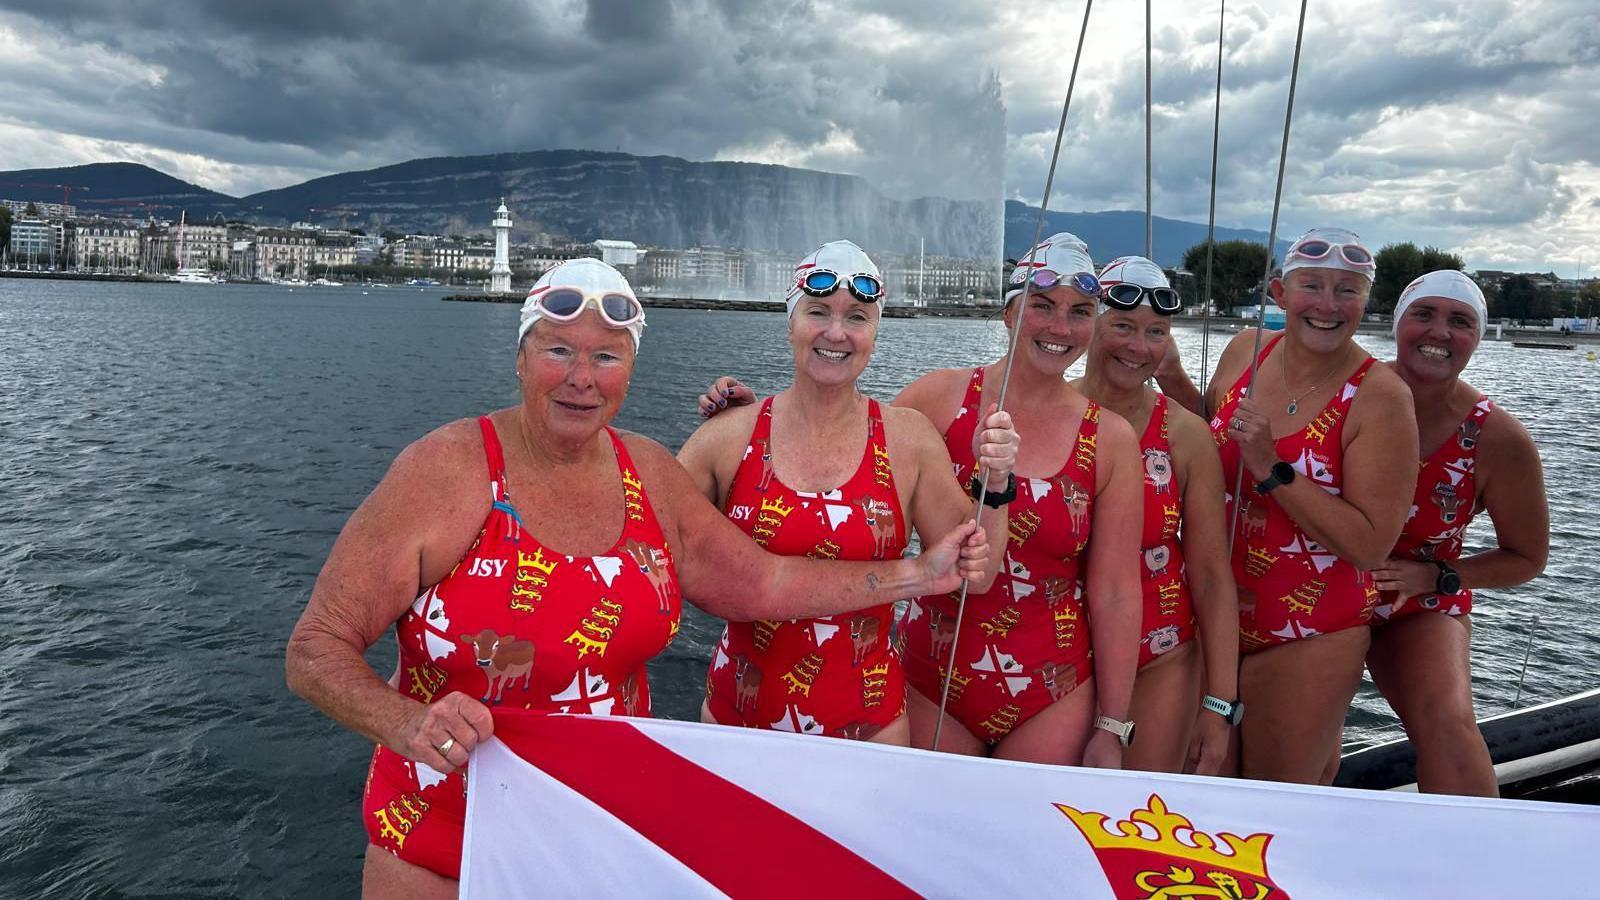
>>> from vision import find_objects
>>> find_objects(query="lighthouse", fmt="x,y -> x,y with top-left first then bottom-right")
490,198 -> 512,295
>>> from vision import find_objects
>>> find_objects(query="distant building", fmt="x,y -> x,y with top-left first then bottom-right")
254,229 -> 316,279
2,199 -> 75,220
490,201 -> 513,294
513,247 -> 580,279
592,239 -> 639,267
314,233 -> 357,269
229,240 -> 258,280
174,219 -> 229,270
8,219 -> 59,266
72,219 -> 141,272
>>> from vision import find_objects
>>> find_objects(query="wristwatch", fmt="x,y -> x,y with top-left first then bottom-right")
1094,715 -> 1137,748
1202,695 -> 1245,726
1256,460 -> 1296,494
1434,561 -> 1462,595
970,473 -> 1017,508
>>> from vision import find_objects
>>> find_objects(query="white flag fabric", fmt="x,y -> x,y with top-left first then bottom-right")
461,711 -> 1599,899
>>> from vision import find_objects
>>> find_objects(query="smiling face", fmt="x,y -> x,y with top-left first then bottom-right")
1394,296 -> 1481,384
1271,267 -> 1371,353
1004,283 -> 1097,375
788,290 -> 878,387
516,310 -> 635,444
1090,304 -> 1171,390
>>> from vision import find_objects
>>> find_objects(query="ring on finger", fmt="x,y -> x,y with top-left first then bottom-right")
437,737 -> 455,754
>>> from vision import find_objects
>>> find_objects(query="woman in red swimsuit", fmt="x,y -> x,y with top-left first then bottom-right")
680,240 -> 1017,745
1071,256 -> 1239,775
1159,227 -> 1419,784
1367,270 -> 1548,796
895,233 -> 1142,766
285,259 -> 996,899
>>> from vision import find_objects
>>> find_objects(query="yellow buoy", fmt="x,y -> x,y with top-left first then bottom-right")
1588,350 -> 1597,362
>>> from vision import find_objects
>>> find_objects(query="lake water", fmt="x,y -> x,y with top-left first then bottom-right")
2,279 -> 1595,897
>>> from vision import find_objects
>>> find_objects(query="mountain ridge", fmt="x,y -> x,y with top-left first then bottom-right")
4,155 -> 1289,266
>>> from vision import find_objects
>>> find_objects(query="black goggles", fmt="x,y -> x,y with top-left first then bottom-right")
1103,283 -> 1182,315
799,269 -> 884,304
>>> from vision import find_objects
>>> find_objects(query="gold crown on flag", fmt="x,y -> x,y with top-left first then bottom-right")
1055,794 -> 1272,879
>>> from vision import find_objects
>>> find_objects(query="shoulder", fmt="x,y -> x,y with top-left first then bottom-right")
1475,396 -> 1539,468
390,415 -> 490,488
1164,401 -> 1216,460
617,429 -> 687,478
1351,358 -> 1414,409
883,402 -> 945,450
1093,403 -> 1138,452
1208,329 -> 1266,392
894,366 -> 973,422
679,401 -> 761,454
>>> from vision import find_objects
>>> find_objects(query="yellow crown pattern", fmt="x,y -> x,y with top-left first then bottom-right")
1056,794 -> 1271,879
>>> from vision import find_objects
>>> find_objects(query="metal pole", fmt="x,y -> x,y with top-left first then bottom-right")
1199,0 -> 1227,397
931,0 -> 1097,752
1145,0 -> 1154,259
1513,615 -> 1539,706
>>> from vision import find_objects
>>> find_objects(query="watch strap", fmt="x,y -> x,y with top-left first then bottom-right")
1094,715 -> 1135,747
970,473 -> 1016,508
1202,695 -> 1243,726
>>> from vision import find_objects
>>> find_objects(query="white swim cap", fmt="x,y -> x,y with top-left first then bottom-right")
518,258 -> 645,349
1393,269 -> 1487,339
784,240 -> 884,318
1007,232 -> 1096,303
1281,227 -> 1376,283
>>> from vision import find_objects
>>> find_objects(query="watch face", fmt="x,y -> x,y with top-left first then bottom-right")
1272,461 -> 1295,483
1440,571 -> 1462,594
1123,722 -> 1137,747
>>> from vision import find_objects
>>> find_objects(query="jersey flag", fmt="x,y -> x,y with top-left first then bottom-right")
460,711 -> 1597,898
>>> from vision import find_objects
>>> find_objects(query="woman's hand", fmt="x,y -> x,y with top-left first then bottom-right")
1370,557 -> 1437,613
696,376 -> 757,418
917,520 -> 992,594
1227,396 -> 1279,481
1187,709 -> 1233,777
1153,335 -> 1186,382
1081,729 -> 1124,770
389,691 -> 495,775
975,404 -> 1020,491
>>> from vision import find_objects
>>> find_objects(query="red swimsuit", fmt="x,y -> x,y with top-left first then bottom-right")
362,417 -> 681,879
1374,396 -> 1493,622
1211,336 -> 1380,653
1136,395 -> 1197,668
901,367 -> 1097,744
703,397 -> 909,740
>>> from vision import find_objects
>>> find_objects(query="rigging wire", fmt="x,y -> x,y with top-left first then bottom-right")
1225,0 -> 1310,553
1146,0 -> 1154,259
1199,0 -> 1226,396
931,0 -> 1097,751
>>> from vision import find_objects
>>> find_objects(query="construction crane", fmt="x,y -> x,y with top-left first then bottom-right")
308,207 -> 363,229
81,197 -> 173,222
8,182 -> 91,208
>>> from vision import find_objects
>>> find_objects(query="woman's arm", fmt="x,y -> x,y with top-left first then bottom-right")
285,421 -> 495,775
1080,410 -> 1144,768
1455,408 -> 1549,588
1153,333 -> 1206,418
632,436 -> 991,621
1229,364 -> 1418,569
893,404 -> 1014,595
1170,408 -> 1240,775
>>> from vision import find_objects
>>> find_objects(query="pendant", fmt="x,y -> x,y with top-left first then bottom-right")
1286,400 -> 1298,416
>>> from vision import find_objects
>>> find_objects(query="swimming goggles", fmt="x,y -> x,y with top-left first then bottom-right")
798,269 -> 884,304
1013,267 -> 1101,297
526,285 -> 644,328
1286,238 -> 1375,272
1103,283 -> 1182,315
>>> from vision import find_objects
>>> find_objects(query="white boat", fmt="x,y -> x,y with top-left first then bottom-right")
169,268 -> 214,284
310,277 -> 343,287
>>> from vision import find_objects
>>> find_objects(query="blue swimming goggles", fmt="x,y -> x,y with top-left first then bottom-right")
798,269 -> 884,304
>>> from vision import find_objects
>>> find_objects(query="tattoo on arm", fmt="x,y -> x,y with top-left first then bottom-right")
866,572 -> 881,592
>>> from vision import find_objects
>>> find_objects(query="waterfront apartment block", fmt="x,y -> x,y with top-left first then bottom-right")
2,198 -> 76,220
72,220 -> 142,271
8,219 -> 61,266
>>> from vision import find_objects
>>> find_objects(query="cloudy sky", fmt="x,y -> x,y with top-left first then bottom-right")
1,0 -> 1595,272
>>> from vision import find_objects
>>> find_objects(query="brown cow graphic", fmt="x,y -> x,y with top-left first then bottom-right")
1036,661 -> 1078,701
1457,417 -> 1482,450
1430,480 -> 1463,524
1062,482 -> 1092,533
732,654 -> 763,714
459,629 -> 535,703
927,605 -> 956,663
852,495 -> 899,559
848,615 -> 881,665
623,537 -> 674,613
1244,499 -> 1269,538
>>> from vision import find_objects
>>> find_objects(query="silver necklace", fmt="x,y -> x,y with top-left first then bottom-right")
1280,346 -> 1345,416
